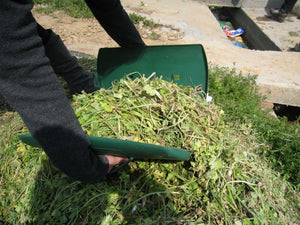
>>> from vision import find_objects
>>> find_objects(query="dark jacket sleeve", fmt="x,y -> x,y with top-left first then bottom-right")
85,0 -> 145,47
0,0 -> 108,183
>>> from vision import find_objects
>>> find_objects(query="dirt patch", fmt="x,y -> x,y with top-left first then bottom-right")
33,9 -> 185,56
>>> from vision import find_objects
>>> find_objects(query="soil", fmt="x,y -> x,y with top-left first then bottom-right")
32,9 -> 186,57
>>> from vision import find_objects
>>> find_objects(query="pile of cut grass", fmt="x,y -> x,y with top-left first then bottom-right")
1,70 -> 299,224
74,73 -> 213,149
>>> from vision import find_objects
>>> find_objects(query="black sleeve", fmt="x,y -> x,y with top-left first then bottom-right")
0,0 -> 108,183
85,0 -> 145,47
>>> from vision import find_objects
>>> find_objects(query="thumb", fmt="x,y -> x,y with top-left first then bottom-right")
104,155 -> 129,173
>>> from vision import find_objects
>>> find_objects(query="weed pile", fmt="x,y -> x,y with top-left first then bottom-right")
74,73 -> 215,150
1,73 -> 299,224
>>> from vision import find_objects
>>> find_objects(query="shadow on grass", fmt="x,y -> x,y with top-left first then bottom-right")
28,160 -> 178,224
0,94 -> 14,116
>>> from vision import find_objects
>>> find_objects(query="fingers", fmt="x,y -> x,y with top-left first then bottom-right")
104,155 -> 129,173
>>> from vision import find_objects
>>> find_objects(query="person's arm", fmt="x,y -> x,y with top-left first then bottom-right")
0,0 -> 109,183
85,0 -> 145,47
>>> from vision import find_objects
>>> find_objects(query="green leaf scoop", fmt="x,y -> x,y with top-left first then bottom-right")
19,134 -> 192,161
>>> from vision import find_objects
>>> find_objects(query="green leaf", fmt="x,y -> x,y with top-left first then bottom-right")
113,93 -> 123,99
143,84 -> 156,96
100,102 -> 114,112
